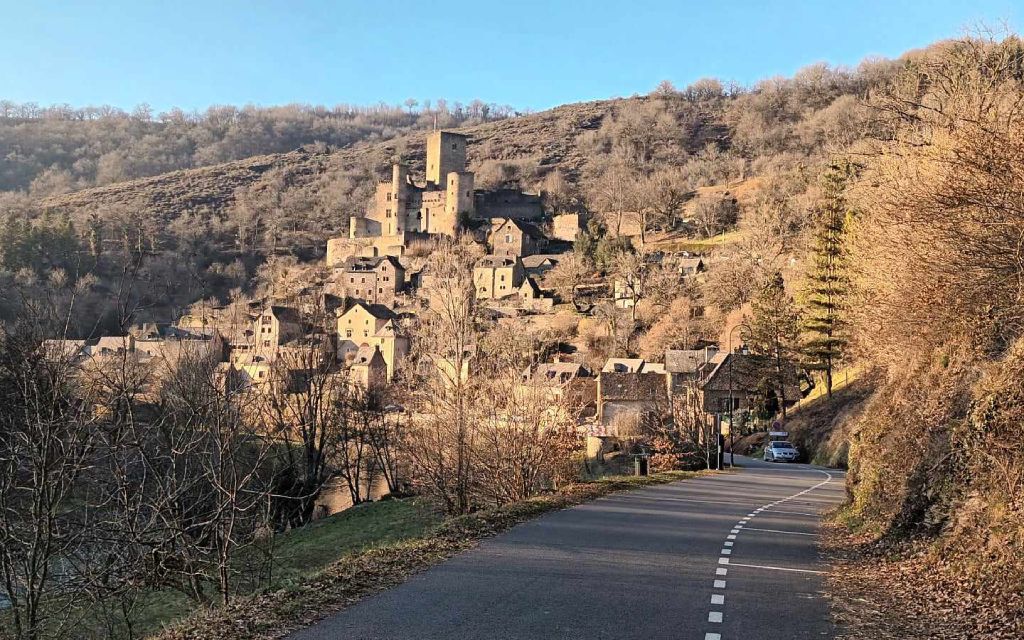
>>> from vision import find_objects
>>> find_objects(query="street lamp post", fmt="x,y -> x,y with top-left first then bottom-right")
726,323 -> 750,469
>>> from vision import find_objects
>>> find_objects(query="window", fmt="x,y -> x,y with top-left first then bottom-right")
257,371 -> 264,378
386,208 -> 392,217
451,142 -> 457,150
346,330 -> 352,338
505,234 -> 512,243
262,340 -> 271,347
386,192 -> 391,201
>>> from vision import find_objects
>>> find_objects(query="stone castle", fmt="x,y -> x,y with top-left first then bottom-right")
327,130 -> 543,265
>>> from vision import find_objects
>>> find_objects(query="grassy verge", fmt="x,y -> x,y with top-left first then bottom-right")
154,470 -> 709,640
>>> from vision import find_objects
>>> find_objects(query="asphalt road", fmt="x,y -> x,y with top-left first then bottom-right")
288,457 -> 846,640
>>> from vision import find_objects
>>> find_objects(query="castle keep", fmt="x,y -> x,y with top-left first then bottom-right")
327,130 -> 543,265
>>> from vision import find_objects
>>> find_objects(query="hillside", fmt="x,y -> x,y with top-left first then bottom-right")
37,98 -> 626,221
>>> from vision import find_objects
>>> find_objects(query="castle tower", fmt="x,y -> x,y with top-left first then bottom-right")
390,164 -> 408,235
426,131 -> 467,187
444,171 -> 475,234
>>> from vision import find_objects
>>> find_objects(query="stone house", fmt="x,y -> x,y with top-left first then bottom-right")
699,352 -> 801,416
339,255 -> 405,306
596,371 -> 669,433
227,305 -> 303,365
473,255 -> 525,300
665,347 -> 721,395
336,302 -> 409,381
521,254 -> 561,279
348,345 -> 387,391
489,218 -> 546,257
552,213 -> 586,242
521,362 -> 597,421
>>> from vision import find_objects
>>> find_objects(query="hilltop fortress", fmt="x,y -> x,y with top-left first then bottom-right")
327,130 -> 542,265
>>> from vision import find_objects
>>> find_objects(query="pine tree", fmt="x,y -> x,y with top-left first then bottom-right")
749,271 -> 800,418
803,162 -> 851,398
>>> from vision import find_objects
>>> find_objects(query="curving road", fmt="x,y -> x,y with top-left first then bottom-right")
288,457 -> 845,640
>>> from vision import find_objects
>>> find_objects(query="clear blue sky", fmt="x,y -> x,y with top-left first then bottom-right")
1,0 -> 1017,113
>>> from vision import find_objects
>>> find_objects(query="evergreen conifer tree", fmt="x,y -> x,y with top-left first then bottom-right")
803,162 -> 852,398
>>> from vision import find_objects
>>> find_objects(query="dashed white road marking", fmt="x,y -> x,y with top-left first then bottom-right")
700,468 -> 835,639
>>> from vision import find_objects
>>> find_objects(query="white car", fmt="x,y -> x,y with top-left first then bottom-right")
764,441 -> 799,463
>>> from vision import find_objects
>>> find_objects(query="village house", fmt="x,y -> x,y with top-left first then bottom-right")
488,218 -> 547,257
551,212 -> 586,242
474,255 -> 526,300
698,351 -> 802,416
676,256 -> 706,277
338,255 -> 405,306
336,301 -> 409,380
521,254 -> 562,279
521,361 -> 597,420
226,305 -> 304,365
596,371 -> 669,433
348,344 -> 388,391
665,347 -> 721,395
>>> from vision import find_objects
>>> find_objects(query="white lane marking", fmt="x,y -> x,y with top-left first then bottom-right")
699,469 -> 836,638
741,526 -> 816,536
725,562 -> 824,574
762,509 -> 818,516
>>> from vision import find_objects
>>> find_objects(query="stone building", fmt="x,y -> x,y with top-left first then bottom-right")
473,255 -> 525,300
338,255 -> 405,305
348,344 -> 388,391
489,218 -> 546,257
596,371 -> 669,432
328,130 -> 544,263
227,305 -> 303,365
336,302 -> 409,381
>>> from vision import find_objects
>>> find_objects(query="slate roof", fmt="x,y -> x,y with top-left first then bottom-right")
341,301 -> 398,321
665,348 -> 719,374
521,254 -> 562,270
476,255 -> 519,269
701,353 -> 800,395
602,358 -> 646,373
599,372 -> 667,402
342,255 -> 403,272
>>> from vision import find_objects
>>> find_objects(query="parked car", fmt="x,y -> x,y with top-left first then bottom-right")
764,440 -> 799,463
